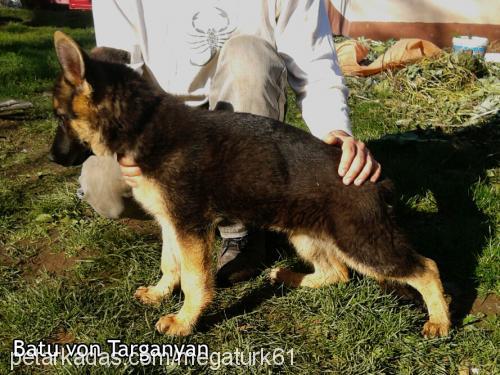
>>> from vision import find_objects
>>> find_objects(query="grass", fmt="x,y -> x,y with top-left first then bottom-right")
0,8 -> 499,374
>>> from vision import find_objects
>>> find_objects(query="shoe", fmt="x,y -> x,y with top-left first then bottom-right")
216,231 -> 265,286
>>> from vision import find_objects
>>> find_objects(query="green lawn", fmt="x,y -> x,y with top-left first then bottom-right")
0,8 -> 498,374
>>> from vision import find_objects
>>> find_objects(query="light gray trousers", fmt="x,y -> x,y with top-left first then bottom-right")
79,35 -> 287,238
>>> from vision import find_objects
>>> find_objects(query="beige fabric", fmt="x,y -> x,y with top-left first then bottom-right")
93,0 -> 351,137
336,38 -> 442,76
209,34 -> 287,120
79,35 -> 287,219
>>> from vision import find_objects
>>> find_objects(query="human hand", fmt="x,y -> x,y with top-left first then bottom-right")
323,130 -> 381,186
118,155 -> 142,188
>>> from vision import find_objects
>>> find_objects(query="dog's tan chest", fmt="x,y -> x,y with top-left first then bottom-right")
132,176 -> 170,220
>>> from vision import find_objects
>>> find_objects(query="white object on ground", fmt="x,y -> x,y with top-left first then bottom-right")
452,36 -> 489,56
484,53 -> 500,63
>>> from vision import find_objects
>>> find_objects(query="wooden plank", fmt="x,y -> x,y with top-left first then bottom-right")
0,99 -> 33,116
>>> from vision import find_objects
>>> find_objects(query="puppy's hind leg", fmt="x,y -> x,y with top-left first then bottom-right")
333,226 -> 451,337
270,233 -> 349,288
156,230 -> 214,336
135,221 -> 181,305
400,256 -> 450,338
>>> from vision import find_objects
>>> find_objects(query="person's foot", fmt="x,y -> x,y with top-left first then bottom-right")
216,231 -> 265,287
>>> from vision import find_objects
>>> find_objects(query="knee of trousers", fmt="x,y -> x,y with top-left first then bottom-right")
217,34 -> 287,94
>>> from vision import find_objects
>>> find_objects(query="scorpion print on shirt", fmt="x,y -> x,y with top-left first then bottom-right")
187,6 -> 237,66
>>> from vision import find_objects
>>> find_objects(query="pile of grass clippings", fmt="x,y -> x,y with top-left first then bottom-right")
356,36 -> 397,64
344,38 -> 500,131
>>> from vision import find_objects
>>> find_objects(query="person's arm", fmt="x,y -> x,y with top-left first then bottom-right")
92,0 -> 144,73
275,0 -> 380,185
92,0 -> 145,185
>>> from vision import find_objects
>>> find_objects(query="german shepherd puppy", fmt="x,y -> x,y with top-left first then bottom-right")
51,31 -> 450,337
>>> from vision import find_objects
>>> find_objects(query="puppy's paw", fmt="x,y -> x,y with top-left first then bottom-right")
422,320 -> 450,338
269,267 -> 298,286
155,314 -> 192,336
269,267 -> 284,284
134,286 -> 165,306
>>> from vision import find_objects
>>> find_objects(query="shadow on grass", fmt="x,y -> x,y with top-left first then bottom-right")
25,9 -> 93,29
199,283 -> 292,333
197,233 -> 294,332
0,16 -> 23,25
368,120 -> 499,323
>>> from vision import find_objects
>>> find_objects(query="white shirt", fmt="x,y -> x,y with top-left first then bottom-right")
92,0 -> 351,138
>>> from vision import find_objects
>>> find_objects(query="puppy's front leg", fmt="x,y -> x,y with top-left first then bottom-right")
155,231 -> 214,336
135,221 -> 180,305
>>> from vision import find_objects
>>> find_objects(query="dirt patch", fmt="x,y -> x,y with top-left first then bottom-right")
20,241 -> 94,281
0,118 -> 21,131
120,217 -> 160,238
470,294 -> 500,316
47,327 -> 76,345
0,246 -> 15,267
23,246 -> 78,279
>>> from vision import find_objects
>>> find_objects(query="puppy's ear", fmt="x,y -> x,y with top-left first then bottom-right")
54,31 -> 86,86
